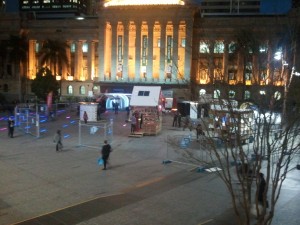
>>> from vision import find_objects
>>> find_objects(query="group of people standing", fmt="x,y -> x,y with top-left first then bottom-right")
130,111 -> 143,134
172,112 -> 182,127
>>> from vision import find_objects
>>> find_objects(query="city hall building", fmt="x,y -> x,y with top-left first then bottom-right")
0,0 -> 299,108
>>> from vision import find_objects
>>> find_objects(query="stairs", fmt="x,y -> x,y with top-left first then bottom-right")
128,132 -> 144,138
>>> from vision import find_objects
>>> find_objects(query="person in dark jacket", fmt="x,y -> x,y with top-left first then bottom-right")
101,140 -> 112,170
258,172 -> 268,207
53,129 -> 63,151
8,116 -> 15,138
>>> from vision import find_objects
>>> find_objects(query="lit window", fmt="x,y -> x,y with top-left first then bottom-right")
214,41 -> 224,53
82,43 -> 88,53
260,90 -> 266,95
213,89 -> 220,99
199,41 -> 209,53
244,91 -> 251,100
259,44 -> 268,53
274,91 -> 281,100
67,85 -> 73,95
245,73 -> 251,81
157,38 -> 160,47
70,43 -> 76,53
229,90 -> 235,99
181,38 -> 186,47
229,41 -> 236,53
35,43 -> 39,53
80,86 -> 86,95
93,86 -> 98,91
199,89 -> 206,95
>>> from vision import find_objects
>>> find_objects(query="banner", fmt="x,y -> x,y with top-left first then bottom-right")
47,91 -> 53,110
167,35 -> 172,63
118,35 -> 123,62
142,35 -> 148,66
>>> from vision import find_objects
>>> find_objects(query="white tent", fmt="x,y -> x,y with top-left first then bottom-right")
130,86 -> 162,107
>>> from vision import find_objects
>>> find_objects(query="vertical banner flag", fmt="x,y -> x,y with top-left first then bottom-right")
167,35 -> 172,63
118,35 -> 123,63
142,35 -> 148,66
47,91 -> 53,110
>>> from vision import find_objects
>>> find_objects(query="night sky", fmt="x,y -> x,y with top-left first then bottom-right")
260,0 -> 292,14
6,0 -> 293,14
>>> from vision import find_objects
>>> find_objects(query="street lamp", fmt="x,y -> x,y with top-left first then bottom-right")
56,74 -> 62,101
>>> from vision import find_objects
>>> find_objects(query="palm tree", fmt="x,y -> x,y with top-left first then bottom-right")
39,39 -> 69,77
7,33 -> 29,102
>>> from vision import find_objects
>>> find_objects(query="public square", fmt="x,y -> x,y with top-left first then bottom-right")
0,109 -> 300,225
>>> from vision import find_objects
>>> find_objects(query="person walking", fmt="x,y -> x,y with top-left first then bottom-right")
130,114 -> 136,134
8,116 -> 15,138
83,111 -> 88,124
258,172 -> 267,207
196,123 -> 204,141
53,129 -> 63,152
101,140 -> 112,170
172,113 -> 178,127
178,113 -> 182,127
114,102 -> 119,114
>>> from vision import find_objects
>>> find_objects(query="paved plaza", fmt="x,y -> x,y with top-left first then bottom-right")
0,109 -> 300,225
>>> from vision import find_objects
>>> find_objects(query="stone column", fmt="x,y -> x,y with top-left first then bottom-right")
28,40 -> 36,79
123,21 -> 129,81
135,21 -> 142,81
74,40 -> 83,80
184,21 -> 193,82
98,22 -> 106,81
147,21 -> 154,81
87,40 -> 95,81
159,21 -> 167,82
111,21 -> 118,81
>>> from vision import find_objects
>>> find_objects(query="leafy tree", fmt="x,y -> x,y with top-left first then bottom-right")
39,39 -> 69,76
31,67 -> 59,101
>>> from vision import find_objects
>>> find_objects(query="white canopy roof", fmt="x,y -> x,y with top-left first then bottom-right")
130,86 -> 162,107
104,0 -> 185,7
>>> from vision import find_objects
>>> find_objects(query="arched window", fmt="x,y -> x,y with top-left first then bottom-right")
229,90 -> 235,99
80,86 -> 86,95
244,90 -> 251,100
67,85 -> 73,95
199,89 -> 206,96
213,89 -> 220,99
274,91 -> 281,100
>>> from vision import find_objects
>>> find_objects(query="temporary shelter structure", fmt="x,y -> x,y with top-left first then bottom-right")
130,86 -> 163,135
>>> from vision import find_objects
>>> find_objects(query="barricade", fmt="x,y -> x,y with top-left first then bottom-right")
164,134 -> 211,172
78,119 -> 113,149
15,107 -> 41,138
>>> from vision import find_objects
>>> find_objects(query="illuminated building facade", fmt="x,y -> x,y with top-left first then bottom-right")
0,0 -> 299,106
